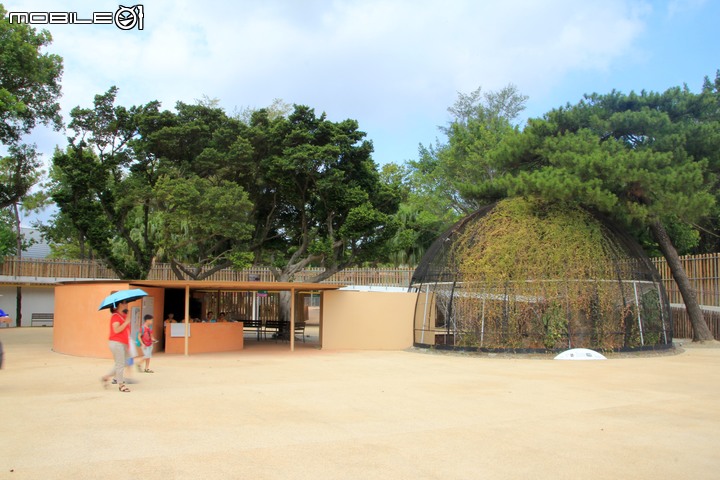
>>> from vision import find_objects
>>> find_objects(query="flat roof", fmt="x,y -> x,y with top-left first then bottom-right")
128,279 -> 345,292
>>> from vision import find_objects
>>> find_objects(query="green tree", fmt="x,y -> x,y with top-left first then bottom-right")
487,77 -> 720,342
0,143 -> 41,210
0,4 -> 63,145
695,72 -> 720,253
383,85 -> 528,265
50,93 -> 398,287
153,174 -> 253,280
0,144 -> 43,327
38,209 -> 93,260
0,4 -> 62,216
432,83 -> 528,214
378,162 -> 447,266
145,102 -> 399,281
134,100 -> 255,278
50,87 -> 162,279
0,208 -> 16,257
243,105 -> 400,281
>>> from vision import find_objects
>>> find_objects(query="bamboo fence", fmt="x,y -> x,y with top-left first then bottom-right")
651,253 -> 720,308
671,306 -> 720,339
650,253 -> 720,339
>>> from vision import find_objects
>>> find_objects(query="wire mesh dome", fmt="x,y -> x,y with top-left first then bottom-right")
410,198 -> 672,352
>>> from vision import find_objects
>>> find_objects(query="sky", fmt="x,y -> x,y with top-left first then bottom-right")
3,0 -> 719,224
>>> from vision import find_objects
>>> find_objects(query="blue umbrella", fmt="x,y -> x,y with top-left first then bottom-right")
98,288 -> 149,310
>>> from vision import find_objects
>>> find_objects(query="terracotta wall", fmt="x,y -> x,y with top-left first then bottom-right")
321,290 -> 417,350
53,283 -> 164,359
53,283 -> 418,356
164,322 -> 244,354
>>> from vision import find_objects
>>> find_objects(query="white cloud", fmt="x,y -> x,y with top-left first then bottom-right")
6,0 -> 653,163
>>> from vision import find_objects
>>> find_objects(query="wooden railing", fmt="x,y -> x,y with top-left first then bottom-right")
0,256 -> 414,288
0,257 -> 119,280
3,254 -> 720,302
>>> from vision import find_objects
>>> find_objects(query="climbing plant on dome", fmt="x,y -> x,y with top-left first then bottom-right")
411,197 -> 671,352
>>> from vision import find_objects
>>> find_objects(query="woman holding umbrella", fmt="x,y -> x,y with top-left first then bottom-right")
101,300 -> 132,392
98,289 -> 148,392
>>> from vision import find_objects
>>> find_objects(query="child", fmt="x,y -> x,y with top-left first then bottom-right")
137,314 -> 157,373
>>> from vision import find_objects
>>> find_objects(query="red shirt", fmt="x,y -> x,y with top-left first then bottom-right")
108,312 -> 129,344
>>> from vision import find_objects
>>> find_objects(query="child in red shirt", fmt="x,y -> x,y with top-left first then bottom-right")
137,314 -> 156,373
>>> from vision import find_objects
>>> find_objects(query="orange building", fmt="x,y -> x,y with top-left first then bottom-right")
53,280 -> 417,358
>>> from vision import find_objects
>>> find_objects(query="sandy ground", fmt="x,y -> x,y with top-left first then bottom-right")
1,328 -> 719,480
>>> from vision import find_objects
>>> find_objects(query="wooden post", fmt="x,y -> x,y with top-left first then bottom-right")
184,284 -> 190,356
290,287 -> 295,352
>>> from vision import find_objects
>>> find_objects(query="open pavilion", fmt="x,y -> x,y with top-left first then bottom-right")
52,279 -> 417,358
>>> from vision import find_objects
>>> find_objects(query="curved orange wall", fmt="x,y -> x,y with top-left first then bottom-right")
53,283 -> 164,359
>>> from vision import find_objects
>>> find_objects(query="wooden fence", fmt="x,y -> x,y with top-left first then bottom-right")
671,306 -> 720,339
0,256 -> 415,288
3,254 -> 720,301
651,253 -> 720,339
651,253 -> 720,308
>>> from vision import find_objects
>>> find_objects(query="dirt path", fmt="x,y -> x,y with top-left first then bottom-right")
1,328 -> 719,480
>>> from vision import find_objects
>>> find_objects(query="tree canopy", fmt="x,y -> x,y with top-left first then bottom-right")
379,84 -> 528,266
0,4 -> 63,212
50,87 -> 161,279
386,74 -> 718,341
461,73 -> 720,341
241,106 -> 399,281
0,4 -> 63,146
50,89 -> 400,281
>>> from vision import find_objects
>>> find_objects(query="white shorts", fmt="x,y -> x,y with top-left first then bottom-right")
141,345 -> 153,358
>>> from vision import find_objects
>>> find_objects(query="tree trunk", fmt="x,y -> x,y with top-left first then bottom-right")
15,286 -> 22,328
649,220 -> 714,342
13,203 -> 22,327
169,260 -> 185,280
194,260 -> 233,281
273,271 -> 291,323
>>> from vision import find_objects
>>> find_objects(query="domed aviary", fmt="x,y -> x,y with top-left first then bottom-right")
411,198 -> 672,352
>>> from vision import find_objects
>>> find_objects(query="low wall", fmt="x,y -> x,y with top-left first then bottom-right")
53,283 -> 164,358
322,290 -> 417,350
0,285 -> 55,327
164,322 -> 244,354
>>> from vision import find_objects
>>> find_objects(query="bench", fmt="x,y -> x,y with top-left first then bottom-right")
31,313 -> 54,327
264,320 -> 306,342
240,319 -> 263,340
294,321 -> 306,343
264,320 -> 285,341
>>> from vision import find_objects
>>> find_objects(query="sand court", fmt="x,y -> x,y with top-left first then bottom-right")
1,327 -> 719,479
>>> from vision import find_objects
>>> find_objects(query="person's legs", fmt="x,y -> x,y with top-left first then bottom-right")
118,344 -> 131,391
104,341 -> 127,387
142,345 -> 153,372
